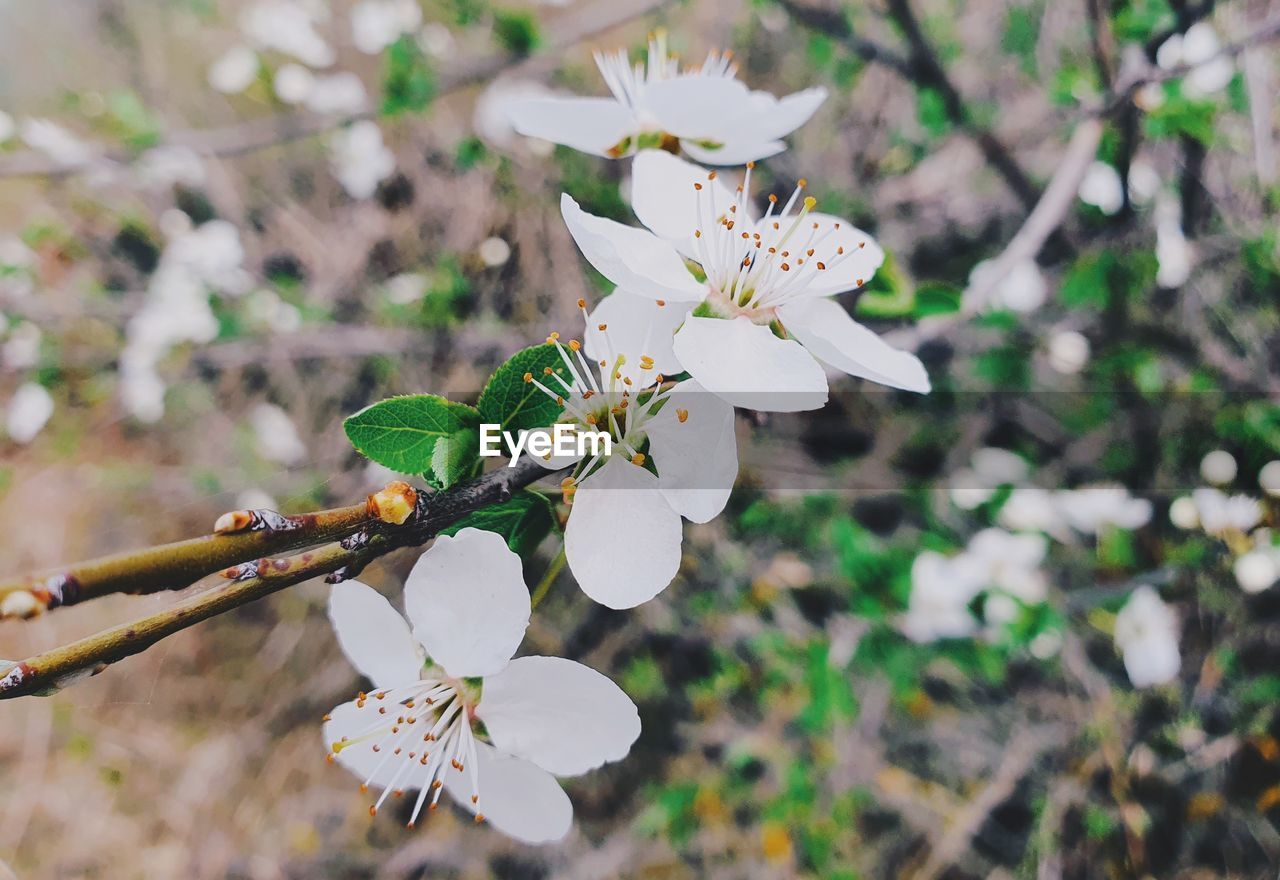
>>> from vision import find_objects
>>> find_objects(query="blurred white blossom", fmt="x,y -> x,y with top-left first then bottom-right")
240,1 -> 334,68
208,46 -> 259,94
20,118 -> 95,168
1127,158 -> 1161,204
967,258 -> 1048,313
2,321 -> 41,369
1046,329 -> 1090,374
901,551 -> 983,642
1200,449 -> 1237,485
135,146 -> 206,190
418,22 -> 453,58
1155,196 -> 1192,288
121,220 -> 249,422
1157,23 -> 1234,98
350,0 -> 421,54
474,78 -> 559,154
949,447 -> 1028,510
1169,496 -> 1200,530
306,72 -> 368,115
1192,487 -> 1262,537
1115,587 -> 1180,688
1259,460 -> 1280,497
273,64 -> 315,105
1078,161 -> 1124,215
250,403 -> 307,465
328,121 -> 394,199
479,236 -> 511,267
998,486 -> 1064,535
1057,484 -> 1153,534
6,382 -> 53,444
1234,547 -> 1279,594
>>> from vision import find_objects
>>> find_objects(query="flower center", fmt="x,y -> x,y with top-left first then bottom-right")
328,677 -> 487,828
691,165 -> 870,313
524,304 -> 688,490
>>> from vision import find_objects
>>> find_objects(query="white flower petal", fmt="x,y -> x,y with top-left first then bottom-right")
444,742 -> 572,844
642,75 -> 754,141
404,528 -> 530,678
585,290 -> 695,382
778,298 -> 930,393
507,96 -> 637,156
631,149 -> 740,254
478,656 -> 640,775
780,213 -> 885,297
706,86 -> 828,147
646,380 -> 738,523
672,316 -> 828,411
560,194 -> 706,301
679,138 -> 787,166
328,581 -> 423,689
565,456 -> 683,608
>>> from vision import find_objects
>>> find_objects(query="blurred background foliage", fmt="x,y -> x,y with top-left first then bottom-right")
1,0 -> 1280,877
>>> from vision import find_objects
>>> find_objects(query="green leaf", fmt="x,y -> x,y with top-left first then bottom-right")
382,35 -> 435,117
492,9 -> 540,55
440,490 -> 556,558
429,428 -> 480,489
854,251 -> 915,318
912,282 -> 962,318
477,344 -> 572,436
344,395 -> 479,475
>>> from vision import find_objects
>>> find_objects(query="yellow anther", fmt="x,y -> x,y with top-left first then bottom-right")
543,366 -> 553,375
631,453 -> 646,466
569,339 -> 581,351
708,171 -> 718,180
598,323 -> 607,331
676,408 -> 689,423
523,372 -> 533,383
803,196 -> 817,210
797,178 -> 807,188
656,299 -> 666,306
577,298 -> 586,308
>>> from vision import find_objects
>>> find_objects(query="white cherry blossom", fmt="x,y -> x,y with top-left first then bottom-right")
350,0 -> 422,55
1259,460 -> 1280,497
329,121 -> 394,199
1157,23 -> 1234,98
1199,449 -> 1237,485
208,46 -> 260,94
560,150 -> 928,411
1191,487 -> 1262,537
523,302 -> 738,608
1078,161 -> 1124,215
324,529 -> 640,843
949,447 -> 1029,510
900,551 -> 983,642
508,31 -> 826,164
1114,586 -> 1180,688
6,382 -> 54,444
1056,484 -> 1152,534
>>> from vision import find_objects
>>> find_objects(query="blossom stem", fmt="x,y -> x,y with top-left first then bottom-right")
530,546 -> 567,610
0,457 -> 562,699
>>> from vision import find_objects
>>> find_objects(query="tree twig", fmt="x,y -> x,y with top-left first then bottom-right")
882,0 -> 1042,211
772,0 -> 913,76
0,456 -> 558,699
0,500 -> 374,615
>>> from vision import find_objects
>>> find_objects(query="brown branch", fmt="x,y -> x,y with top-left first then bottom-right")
0,455 -> 557,699
772,0 -> 913,76
882,0 -> 1042,212
0,0 -> 671,179
0,500 -> 374,616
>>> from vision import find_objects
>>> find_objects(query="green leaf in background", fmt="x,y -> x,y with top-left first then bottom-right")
477,343 -> 573,436
912,282 -> 963,318
382,35 -> 435,117
344,394 -> 479,476
854,251 -> 915,318
440,490 -> 556,558
492,9 -> 540,56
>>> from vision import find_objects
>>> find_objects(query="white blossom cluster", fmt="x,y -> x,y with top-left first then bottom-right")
323,30 -> 936,844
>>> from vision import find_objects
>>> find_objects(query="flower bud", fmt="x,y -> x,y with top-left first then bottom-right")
369,481 -> 417,525
1,590 -> 43,619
